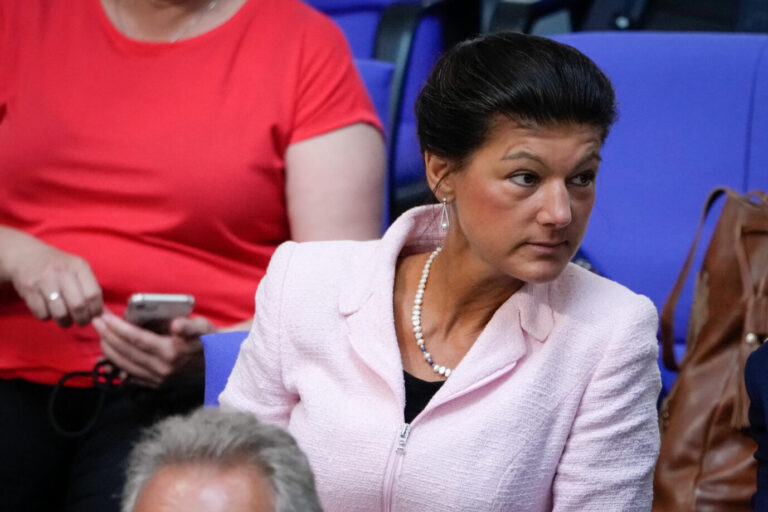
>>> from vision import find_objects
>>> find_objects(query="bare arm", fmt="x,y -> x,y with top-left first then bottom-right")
285,122 -> 386,241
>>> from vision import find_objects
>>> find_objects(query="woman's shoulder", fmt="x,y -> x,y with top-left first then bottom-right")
544,265 -> 660,383
551,263 -> 657,325
268,238 -> 380,290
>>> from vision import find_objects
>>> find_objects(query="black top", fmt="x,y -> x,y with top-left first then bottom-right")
403,370 -> 444,423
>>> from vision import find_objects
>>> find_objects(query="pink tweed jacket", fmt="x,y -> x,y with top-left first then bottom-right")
220,206 -> 661,512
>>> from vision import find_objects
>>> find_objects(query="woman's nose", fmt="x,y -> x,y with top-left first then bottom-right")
537,183 -> 572,228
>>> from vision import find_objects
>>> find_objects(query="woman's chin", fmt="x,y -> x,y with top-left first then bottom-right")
509,261 -> 570,285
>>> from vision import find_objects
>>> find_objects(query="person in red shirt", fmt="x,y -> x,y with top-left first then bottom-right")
0,0 -> 384,510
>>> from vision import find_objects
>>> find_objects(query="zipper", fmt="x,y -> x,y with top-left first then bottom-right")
382,423 -> 411,512
396,423 -> 411,453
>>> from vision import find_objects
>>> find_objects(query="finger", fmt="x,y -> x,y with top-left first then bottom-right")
21,288 -> 51,320
98,313 -> 176,379
101,312 -> 167,357
41,288 -> 72,327
74,264 -> 103,319
95,318 -> 163,385
100,340 -> 161,387
170,316 -> 215,338
57,272 -> 91,326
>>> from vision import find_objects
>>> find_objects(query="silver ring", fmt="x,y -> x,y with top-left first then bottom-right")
48,291 -> 61,302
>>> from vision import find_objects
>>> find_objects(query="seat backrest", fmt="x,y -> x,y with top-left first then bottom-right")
355,58 -> 394,231
201,330 -> 249,406
354,58 -> 394,137
747,44 -> 768,191
389,14 -> 446,206
304,0 -> 417,61
552,32 -> 768,343
306,0 -> 474,221
310,1 -> 392,58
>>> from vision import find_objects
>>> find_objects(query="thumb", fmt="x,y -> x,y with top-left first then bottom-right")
170,316 -> 215,338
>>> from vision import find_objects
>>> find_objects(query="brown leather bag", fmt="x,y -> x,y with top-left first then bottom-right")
653,187 -> 768,511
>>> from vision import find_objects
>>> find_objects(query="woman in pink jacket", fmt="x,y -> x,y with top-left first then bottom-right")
221,32 -> 661,511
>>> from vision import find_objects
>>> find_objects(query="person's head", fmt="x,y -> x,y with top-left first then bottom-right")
415,32 -> 616,285
122,408 -> 323,512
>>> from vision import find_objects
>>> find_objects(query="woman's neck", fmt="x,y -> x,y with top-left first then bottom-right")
414,242 -> 523,347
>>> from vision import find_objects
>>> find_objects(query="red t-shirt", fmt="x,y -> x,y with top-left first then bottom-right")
0,0 -> 382,384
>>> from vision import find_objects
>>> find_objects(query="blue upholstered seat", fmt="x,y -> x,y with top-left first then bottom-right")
201,330 -> 249,405
306,0 -> 475,220
551,32 -> 768,394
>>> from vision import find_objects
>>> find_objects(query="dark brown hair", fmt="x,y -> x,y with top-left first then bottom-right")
415,32 -> 617,168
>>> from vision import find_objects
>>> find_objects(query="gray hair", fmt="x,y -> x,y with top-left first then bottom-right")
122,407 -> 323,512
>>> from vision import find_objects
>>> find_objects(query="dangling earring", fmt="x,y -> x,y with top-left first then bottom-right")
440,197 -> 450,231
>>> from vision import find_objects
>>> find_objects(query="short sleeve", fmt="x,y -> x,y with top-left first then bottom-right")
288,13 -> 383,145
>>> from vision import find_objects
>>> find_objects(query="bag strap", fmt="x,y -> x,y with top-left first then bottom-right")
736,190 -> 768,300
660,187 -> 737,371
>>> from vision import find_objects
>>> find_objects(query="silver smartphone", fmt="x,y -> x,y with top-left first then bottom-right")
124,293 -> 195,334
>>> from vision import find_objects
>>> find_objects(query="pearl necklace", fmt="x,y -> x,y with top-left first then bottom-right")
412,247 -> 453,378
114,0 -> 219,43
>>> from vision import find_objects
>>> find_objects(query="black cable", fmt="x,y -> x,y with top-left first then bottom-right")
47,360 -> 123,438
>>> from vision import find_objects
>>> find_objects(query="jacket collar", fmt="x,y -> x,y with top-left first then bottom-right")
339,206 -> 555,401
338,205 -> 443,316
339,205 -> 554,342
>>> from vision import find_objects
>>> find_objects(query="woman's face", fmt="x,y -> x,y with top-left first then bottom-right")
436,120 -> 602,285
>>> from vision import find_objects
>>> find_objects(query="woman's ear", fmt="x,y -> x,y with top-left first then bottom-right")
424,152 -> 456,200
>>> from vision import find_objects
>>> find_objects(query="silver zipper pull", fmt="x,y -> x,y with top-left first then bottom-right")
396,423 -> 411,454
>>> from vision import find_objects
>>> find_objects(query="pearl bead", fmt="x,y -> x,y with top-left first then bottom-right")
411,248 -> 453,379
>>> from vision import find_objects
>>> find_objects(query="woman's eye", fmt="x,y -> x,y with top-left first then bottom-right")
569,171 -> 596,187
508,172 -> 539,187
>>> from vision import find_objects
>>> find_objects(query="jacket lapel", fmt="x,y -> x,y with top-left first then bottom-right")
339,206 -> 443,405
337,206 -> 555,410
432,281 -> 554,406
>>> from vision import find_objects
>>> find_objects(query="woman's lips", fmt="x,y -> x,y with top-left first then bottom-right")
526,240 -> 568,254
527,240 -> 567,247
